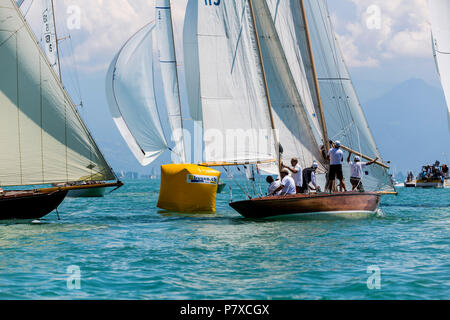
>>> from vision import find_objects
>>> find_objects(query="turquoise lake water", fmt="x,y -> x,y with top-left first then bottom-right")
0,180 -> 449,300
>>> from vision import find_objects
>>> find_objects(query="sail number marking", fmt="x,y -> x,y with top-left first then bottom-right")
205,0 -> 220,6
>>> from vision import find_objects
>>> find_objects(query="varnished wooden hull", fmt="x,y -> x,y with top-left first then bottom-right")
0,190 -> 67,220
229,192 -> 381,219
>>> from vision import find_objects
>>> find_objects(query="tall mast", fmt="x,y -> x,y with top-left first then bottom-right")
248,0 -> 280,167
299,0 -> 330,154
50,0 -> 62,81
167,0 -> 187,163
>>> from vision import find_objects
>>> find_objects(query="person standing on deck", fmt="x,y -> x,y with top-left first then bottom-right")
283,158 -> 303,193
347,152 -> 378,192
266,176 -> 282,196
271,169 -> 296,196
326,141 -> 347,192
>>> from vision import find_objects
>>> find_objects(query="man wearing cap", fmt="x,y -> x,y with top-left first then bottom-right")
301,162 -> 321,193
347,152 -> 378,192
283,158 -> 303,194
326,141 -> 347,192
270,168 -> 297,196
266,176 -> 282,196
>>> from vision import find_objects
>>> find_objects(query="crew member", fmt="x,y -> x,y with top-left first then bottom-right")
283,158 -> 303,193
301,162 -> 321,193
347,152 -> 378,192
266,176 -> 281,196
326,141 -> 347,192
271,169 -> 296,196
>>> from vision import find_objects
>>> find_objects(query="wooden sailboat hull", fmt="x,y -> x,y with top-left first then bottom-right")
67,187 -> 107,198
229,192 -> 381,219
0,190 -> 67,221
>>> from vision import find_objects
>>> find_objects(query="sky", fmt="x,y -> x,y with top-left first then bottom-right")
19,0 -> 449,174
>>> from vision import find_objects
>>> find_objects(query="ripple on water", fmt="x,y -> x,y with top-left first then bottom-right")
0,181 -> 449,299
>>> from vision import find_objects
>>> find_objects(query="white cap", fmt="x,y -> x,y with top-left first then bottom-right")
312,162 -> 319,168
354,156 -> 361,162
280,168 -> 289,174
335,140 -> 341,147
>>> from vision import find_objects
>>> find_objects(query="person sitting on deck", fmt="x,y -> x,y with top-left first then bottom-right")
326,141 -> 347,192
282,158 -> 303,194
347,152 -> 378,192
266,176 -> 281,196
270,169 -> 296,196
300,162 -> 321,193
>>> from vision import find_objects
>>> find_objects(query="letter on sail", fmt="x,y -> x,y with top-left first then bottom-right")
0,0 -> 115,186
106,23 -> 169,166
429,0 -> 450,132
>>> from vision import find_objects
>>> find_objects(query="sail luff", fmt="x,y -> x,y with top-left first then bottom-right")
156,0 -> 187,163
247,0 -> 280,168
428,0 -> 450,132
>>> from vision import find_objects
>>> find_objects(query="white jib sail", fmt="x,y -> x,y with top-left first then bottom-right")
186,0 -> 277,165
264,0 -> 324,149
156,0 -> 186,163
429,0 -> 450,131
304,0 -> 392,191
252,0 -> 326,172
0,0 -> 115,186
106,23 -> 169,166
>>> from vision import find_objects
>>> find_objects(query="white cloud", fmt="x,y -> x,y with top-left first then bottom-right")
330,0 -> 432,68
23,0 -> 188,73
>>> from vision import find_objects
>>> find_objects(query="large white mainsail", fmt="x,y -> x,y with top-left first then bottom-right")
156,0 -> 186,163
429,0 -> 450,131
0,0 -> 115,187
106,23 -> 169,166
264,0 -> 324,148
251,0 -> 325,172
304,0 -> 392,191
183,0 -> 277,165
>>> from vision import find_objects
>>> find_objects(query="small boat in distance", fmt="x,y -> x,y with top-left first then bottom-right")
415,162 -> 448,188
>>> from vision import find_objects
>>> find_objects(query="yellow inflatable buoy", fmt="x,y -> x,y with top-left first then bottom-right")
157,164 -> 221,213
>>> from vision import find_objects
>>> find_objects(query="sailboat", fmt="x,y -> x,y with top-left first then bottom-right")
429,0 -> 450,133
0,0 -> 121,220
181,0 -> 394,219
17,0 -> 119,198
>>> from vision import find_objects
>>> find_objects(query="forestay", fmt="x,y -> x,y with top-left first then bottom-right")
0,0 -> 115,186
304,0 -> 392,191
156,0 -> 186,163
429,0 -> 450,132
252,0 -> 325,172
185,0 -> 277,165
106,23 -> 169,166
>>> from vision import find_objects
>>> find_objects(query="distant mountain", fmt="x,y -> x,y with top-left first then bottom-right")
363,78 -> 450,173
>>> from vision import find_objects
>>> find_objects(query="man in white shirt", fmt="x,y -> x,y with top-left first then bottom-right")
271,169 -> 297,196
283,158 -> 302,193
347,152 -> 378,192
326,141 -> 347,192
266,176 -> 282,196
